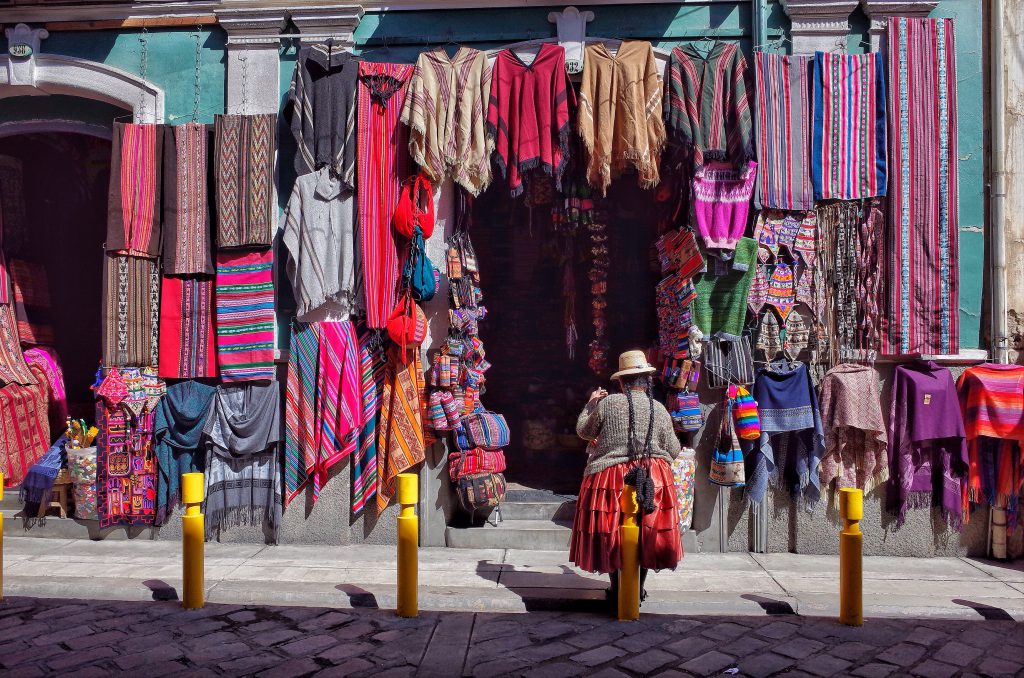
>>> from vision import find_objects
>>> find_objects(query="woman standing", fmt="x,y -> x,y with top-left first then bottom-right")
570,350 -> 684,605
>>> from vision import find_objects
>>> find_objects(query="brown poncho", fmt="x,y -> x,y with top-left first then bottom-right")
577,41 -> 665,195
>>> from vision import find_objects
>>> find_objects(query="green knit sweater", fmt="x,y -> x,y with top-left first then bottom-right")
576,393 -> 682,476
692,236 -> 758,339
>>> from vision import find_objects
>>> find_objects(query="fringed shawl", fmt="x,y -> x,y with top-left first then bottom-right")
664,42 -> 753,171
487,43 -> 573,197
106,122 -> 163,258
352,331 -> 385,515
284,44 -> 359,185
888,361 -> 967,530
24,346 -> 68,431
376,347 -> 426,512
153,380 -> 216,525
578,41 -> 665,195
162,123 -> 214,275
819,363 -> 888,500
20,436 -> 65,521
402,47 -> 493,195
203,381 -> 283,542
747,362 -> 824,511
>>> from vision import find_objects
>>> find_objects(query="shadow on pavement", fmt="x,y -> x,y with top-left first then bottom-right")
143,579 -> 179,601
336,584 -> 380,609
953,598 -> 1015,621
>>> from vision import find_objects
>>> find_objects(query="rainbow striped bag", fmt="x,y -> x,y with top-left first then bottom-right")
730,384 -> 761,440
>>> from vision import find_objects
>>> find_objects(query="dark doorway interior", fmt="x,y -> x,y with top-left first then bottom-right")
2,133 -> 110,417
473,180 -> 660,495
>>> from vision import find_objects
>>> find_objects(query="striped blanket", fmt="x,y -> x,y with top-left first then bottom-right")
214,114 -> 275,249
811,52 -> 887,201
377,347 -> 426,512
754,52 -> 814,211
102,254 -> 160,368
158,275 -> 217,380
106,123 -> 162,258
351,332 -> 385,515
215,249 -> 275,382
882,17 -> 959,355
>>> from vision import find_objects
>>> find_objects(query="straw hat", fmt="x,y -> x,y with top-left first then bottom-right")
611,350 -> 656,380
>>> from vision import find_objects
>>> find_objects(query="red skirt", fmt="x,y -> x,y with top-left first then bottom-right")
569,458 -> 683,574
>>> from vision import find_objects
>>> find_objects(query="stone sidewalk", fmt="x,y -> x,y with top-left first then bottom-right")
3,537 -> 1023,621
0,596 -> 1021,677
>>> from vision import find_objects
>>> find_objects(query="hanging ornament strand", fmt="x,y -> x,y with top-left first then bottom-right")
191,25 -> 203,122
137,27 -> 149,120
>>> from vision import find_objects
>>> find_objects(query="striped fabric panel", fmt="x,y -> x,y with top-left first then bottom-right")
882,17 -> 959,355
754,52 -> 814,211
102,254 -> 160,368
377,348 -> 426,511
357,62 -> 413,329
314,321 -> 361,499
214,249 -> 275,382
284,321 -> 319,505
351,332 -> 385,515
119,124 -> 159,257
171,123 -> 211,274
811,52 -> 887,201
214,114 -> 276,249
157,275 -> 217,379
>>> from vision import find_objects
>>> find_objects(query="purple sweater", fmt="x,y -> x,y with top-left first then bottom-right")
888,361 -> 968,529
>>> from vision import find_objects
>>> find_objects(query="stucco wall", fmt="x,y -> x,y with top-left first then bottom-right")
1003,0 -> 1024,361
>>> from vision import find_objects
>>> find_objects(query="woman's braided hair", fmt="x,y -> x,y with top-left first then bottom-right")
622,372 -> 657,514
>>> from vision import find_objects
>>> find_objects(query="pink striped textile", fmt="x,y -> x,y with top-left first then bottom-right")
214,249 -> 275,382
107,122 -> 162,258
754,52 -> 814,211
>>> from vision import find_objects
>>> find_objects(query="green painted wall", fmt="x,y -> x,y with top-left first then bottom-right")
2,0 -> 986,349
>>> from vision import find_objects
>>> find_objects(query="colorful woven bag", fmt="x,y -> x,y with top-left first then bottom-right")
670,391 -> 703,433
461,410 -> 510,450
709,399 -> 746,487
730,384 -> 761,440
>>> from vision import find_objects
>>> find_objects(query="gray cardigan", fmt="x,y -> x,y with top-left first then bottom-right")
576,393 -> 682,476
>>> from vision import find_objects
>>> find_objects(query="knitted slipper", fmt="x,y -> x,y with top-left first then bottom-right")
777,214 -> 800,254
748,264 -> 769,314
756,311 -> 782,358
793,212 -> 817,267
784,309 -> 810,359
754,212 -> 781,261
766,262 -> 796,321
796,262 -> 815,310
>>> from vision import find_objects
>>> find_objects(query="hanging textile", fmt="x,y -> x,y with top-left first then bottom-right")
162,123 -> 214,276
214,249 -> 275,383
158,275 -> 217,380
0,203 -> 9,307
957,364 -> 1024,529
24,346 -> 68,432
351,332 -> 385,515
95,367 -> 160,528
284,43 -> 359,182
746,362 -> 825,511
0,155 -> 28,260
102,253 -> 160,368
487,43 -> 573,197
0,296 -> 36,387
202,381 -> 283,542
357,61 -> 413,329
664,42 -> 753,171
214,113 -> 276,249
402,46 -> 493,195
577,40 -> 665,195
282,169 -> 357,322
283,320 -> 360,506
811,52 -> 887,201
0,362 -> 51,487
106,122 -> 162,258
10,259 -> 55,347
818,363 -> 888,499
888,360 -> 967,530
377,347 -> 426,512
153,380 -> 216,525
883,17 -> 960,355
20,436 -> 65,521
692,237 -> 758,339
692,160 -> 758,254
754,52 -> 814,211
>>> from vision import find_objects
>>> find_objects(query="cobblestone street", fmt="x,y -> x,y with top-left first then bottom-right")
0,596 -> 1020,677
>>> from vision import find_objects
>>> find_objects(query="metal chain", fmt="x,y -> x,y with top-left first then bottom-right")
191,25 -> 203,122
138,27 -> 149,120
239,53 -> 249,113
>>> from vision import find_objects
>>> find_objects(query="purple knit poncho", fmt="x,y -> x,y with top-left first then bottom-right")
888,361 -> 968,530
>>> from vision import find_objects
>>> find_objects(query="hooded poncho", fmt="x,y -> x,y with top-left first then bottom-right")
153,380 -> 216,525
664,42 -> 753,171
747,362 -> 824,511
888,361 -> 968,530
957,364 -> 1024,529
818,363 -> 888,500
202,381 -> 283,542
282,169 -> 356,322
402,47 -> 493,195
487,43 -> 573,197
284,43 -> 359,184
577,40 -> 665,195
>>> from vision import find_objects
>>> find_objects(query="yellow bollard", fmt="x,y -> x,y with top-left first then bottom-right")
181,472 -> 205,610
839,487 -> 863,626
618,484 -> 640,622
396,473 -> 418,618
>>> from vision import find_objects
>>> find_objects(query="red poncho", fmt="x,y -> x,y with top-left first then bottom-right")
486,43 -> 573,197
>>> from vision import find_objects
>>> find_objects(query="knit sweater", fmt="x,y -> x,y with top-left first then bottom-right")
576,393 -> 682,476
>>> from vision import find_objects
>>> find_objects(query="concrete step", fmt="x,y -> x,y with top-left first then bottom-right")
0,489 -> 23,512
446,519 -> 572,550
1,509 -> 157,540
499,500 -> 576,521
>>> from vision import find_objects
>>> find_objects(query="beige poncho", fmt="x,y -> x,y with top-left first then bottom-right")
578,40 -> 665,195
401,46 -> 493,195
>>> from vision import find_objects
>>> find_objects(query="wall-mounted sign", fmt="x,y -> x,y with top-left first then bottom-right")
8,43 -> 33,58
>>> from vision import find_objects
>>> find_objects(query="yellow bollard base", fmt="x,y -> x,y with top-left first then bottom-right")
182,514 -> 205,610
397,515 -> 418,618
617,525 -> 641,622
